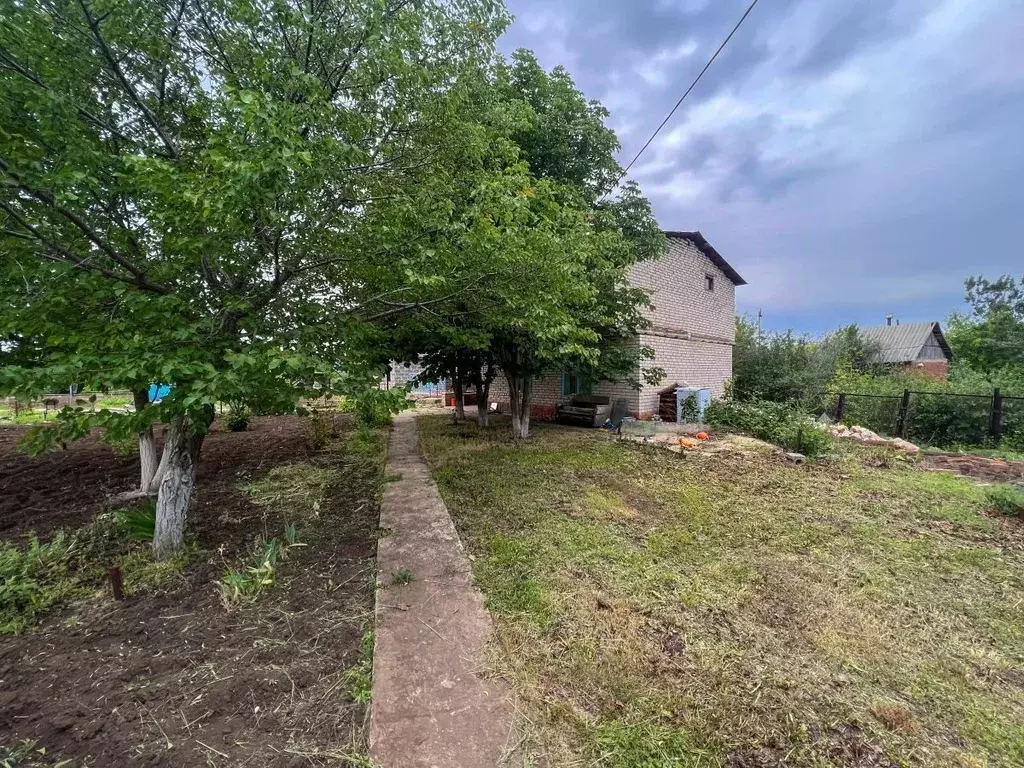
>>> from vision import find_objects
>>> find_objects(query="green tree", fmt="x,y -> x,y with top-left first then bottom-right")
947,274 -> 1024,375
0,0 -> 508,555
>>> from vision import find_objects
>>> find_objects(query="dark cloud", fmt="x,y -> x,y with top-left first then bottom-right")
502,0 -> 1024,331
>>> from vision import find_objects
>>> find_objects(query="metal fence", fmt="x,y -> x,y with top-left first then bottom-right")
829,388 -> 1023,449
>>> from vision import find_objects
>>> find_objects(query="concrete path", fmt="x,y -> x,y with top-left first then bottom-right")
369,412 -> 518,767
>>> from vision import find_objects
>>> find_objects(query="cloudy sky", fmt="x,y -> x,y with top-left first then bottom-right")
499,0 -> 1024,335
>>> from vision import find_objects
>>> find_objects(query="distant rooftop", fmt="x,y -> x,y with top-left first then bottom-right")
859,321 -> 952,364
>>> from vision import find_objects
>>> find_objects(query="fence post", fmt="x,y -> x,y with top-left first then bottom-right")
989,388 -> 1003,443
895,389 -> 911,439
835,393 -> 846,423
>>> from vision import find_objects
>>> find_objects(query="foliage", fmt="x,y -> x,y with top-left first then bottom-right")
346,386 -> 412,428
704,398 -> 834,458
390,569 -> 415,586
0,0 -> 512,552
0,532 -> 82,633
947,274 -> 1024,375
732,317 -> 878,406
226,406 -> 250,433
113,500 -> 157,541
344,628 -> 375,704
984,484 -> 1024,517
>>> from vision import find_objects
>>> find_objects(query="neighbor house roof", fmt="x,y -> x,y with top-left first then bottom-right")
858,321 -> 952,364
663,231 -> 747,286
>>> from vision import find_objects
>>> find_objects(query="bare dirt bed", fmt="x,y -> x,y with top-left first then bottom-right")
0,416 -> 381,766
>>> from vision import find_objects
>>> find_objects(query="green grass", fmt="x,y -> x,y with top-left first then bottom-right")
418,415 -> 1024,768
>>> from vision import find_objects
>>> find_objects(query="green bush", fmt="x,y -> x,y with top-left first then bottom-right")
985,484 -> 1024,517
347,387 -> 411,427
226,406 -> 250,432
705,399 -> 834,458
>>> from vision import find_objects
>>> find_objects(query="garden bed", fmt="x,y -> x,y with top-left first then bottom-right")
0,415 -> 383,766
418,415 -> 1024,767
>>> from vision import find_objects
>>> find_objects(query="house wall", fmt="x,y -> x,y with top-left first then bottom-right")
486,234 -> 738,420
636,335 -> 733,418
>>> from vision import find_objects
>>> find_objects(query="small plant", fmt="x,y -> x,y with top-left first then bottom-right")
346,387 -> 411,427
113,500 -> 157,541
985,484 -> 1024,517
218,525 -> 305,605
390,568 -> 415,586
343,627 -> 374,703
305,411 -> 335,450
226,405 -> 250,432
705,398 -> 835,458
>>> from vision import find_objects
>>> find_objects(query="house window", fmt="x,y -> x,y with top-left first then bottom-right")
705,273 -> 715,291
561,372 -> 592,397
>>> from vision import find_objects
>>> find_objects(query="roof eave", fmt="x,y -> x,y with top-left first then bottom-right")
663,230 -> 747,286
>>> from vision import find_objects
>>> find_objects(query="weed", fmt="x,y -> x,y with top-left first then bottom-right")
218,526 -> 304,605
390,569 -> 414,586
0,740 -> 71,767
113,499 -> 156,541
344,627 -> 374,704
305,411 -> 337,450
985,483 -> 1024,516
226,405 -> 250,432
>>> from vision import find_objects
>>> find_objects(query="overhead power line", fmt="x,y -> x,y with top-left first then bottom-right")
615,0 -> 764,186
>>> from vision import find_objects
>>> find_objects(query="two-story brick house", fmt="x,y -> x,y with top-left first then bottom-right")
488,231 -> 746,419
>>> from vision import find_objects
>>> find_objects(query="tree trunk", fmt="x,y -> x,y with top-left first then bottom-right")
152,416 -> 205,558
476,379 -> 491,427
134,389 -> 159,493
453,378 -> 466,422
506,372 -> 532,438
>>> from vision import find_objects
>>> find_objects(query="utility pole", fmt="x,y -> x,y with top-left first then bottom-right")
757,308 -> 763,341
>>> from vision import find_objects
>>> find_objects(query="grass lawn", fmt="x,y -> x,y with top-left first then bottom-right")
418,416 -> 1024,768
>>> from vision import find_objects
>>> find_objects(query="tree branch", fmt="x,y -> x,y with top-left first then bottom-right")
76,0 -> 179,158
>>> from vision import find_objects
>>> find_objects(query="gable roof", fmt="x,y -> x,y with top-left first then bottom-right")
663,231 -> 747,286
858,321 -> 952,363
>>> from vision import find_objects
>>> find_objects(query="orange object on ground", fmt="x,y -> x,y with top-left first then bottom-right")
678,437 -> 699,449
695,431 -> 709,440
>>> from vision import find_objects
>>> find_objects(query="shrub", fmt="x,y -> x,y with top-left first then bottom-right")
347,387 -> 411,427
226,406 -> 250,432
705,399 -> 834,458
985,484 -> 1024,517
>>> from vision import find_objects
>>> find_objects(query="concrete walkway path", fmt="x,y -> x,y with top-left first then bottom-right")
369,412 -> 518,767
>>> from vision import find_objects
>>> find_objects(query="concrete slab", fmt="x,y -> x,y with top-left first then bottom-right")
369,412 -> 519,767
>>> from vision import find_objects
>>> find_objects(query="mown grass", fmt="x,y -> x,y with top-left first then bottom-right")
418,415 -> 1024,768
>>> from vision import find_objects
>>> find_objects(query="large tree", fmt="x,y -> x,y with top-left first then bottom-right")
0,0 -> 508,554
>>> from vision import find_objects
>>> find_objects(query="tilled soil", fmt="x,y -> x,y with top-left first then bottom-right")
0,416 -> 380,766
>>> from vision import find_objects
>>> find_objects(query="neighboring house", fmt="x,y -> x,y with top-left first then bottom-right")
383,360 -> 445,396
858,320 -> 952,380
489,231 -> 746,419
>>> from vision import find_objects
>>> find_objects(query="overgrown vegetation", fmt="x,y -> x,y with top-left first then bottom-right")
0,516 -> 190,634
419,415 -> 1024,767
704,399 -> 834,458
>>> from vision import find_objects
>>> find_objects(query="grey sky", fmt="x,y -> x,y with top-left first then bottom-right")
499,0 -> 1024,333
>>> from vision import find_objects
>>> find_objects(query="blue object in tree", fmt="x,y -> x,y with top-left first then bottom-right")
148,384 -> 171,402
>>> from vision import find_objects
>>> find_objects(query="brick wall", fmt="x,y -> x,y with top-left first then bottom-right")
479,234 -> 739,420
628,235 -> 736,341
637,335 -> 733,417
908,360 -> 950,380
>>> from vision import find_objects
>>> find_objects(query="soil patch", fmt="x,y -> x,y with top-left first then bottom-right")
0,415 -> 381,766
921,451 -> 1024,484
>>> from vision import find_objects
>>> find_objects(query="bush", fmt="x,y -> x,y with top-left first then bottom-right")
226,406 -> 250,432
985,484 -> 1024,517
705,399 -> 834,458
347,387 -> 411,427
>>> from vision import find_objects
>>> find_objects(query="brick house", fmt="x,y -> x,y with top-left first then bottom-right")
858,320 -> 952,380
488,231 -> 746,420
